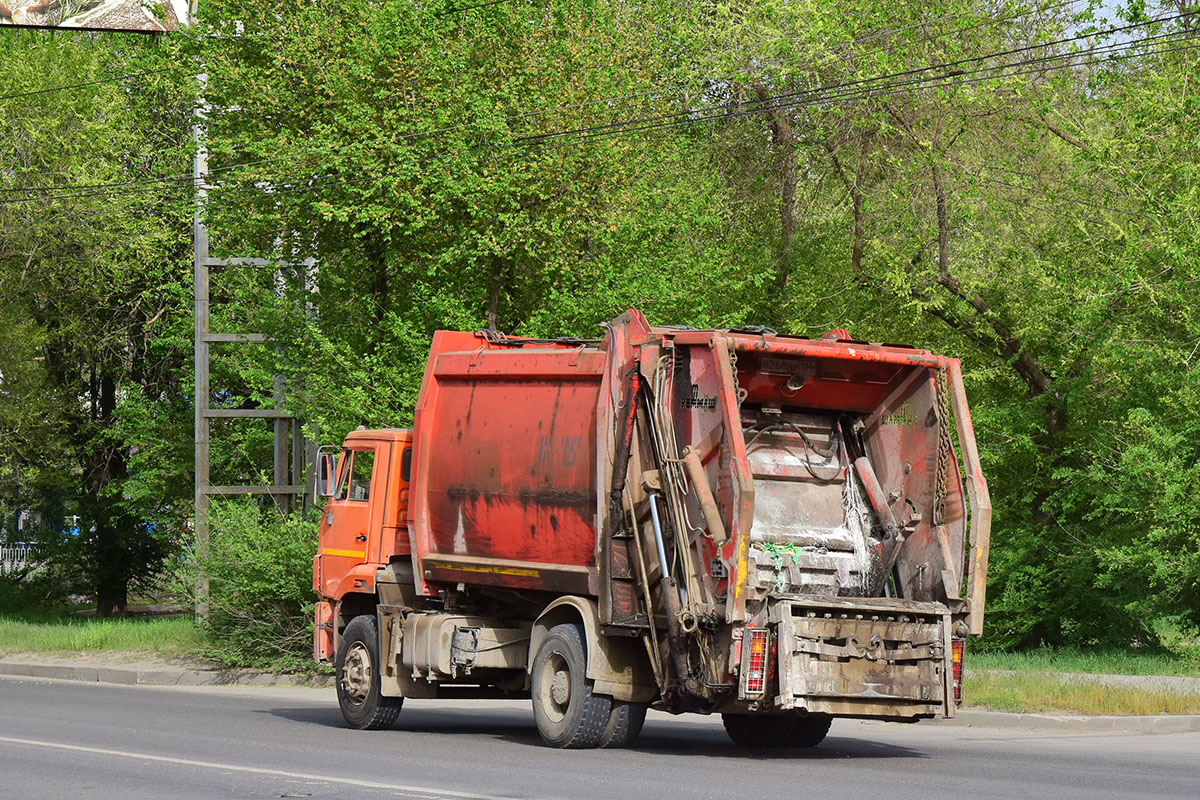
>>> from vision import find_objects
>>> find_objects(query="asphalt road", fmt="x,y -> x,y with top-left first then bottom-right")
1,675 -> 1196,800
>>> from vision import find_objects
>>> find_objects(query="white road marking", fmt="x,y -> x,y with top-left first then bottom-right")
0,735 -> 521,800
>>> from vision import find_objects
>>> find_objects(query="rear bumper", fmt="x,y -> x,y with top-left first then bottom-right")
770,596 -> 955,719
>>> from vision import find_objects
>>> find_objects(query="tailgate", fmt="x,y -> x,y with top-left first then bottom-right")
772,597 -> 953,719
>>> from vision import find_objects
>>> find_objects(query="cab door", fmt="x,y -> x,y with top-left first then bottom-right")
316,444 -> 380,598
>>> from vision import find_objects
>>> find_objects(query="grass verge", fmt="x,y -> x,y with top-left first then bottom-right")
964,671 -> 1200,715
969,646 -> 1200,677
0,612 -> 203,656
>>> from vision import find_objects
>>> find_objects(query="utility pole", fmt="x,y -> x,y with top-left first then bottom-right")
191,1 -> 312,617
192,59 -> 210,616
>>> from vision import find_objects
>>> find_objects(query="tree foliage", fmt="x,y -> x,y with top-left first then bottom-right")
0,31 -> 194,614
1,2 -> 1197,643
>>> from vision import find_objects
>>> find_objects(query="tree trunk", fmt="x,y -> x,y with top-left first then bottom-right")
88,371 -> 131,617
823,133 -> 871,276
363,230 -> 389,353
95,568 -> 129,617
485,255 -> 514,332
769,109 -> 800,292
753,85 -> 801,317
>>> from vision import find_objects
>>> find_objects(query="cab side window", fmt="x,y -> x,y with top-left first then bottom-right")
347,449 -> 374,502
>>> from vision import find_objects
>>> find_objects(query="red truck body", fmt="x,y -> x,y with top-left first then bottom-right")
411,330 -> 604,594
313,311 -> 990,748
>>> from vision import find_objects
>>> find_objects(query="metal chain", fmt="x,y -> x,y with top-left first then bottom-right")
729,350 -> 748,405
933,365 -> 953,526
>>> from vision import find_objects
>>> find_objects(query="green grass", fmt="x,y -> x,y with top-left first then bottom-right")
964,671 -> 1200,716
969,646 -> 1200,677
0,612 -> 203,655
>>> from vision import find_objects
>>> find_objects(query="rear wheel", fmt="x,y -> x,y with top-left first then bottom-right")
790,715 -> 832,747
336,614 -> 403,730
599,700 -> 649,748
722,713 -> 796,748
531,623 -> 612,748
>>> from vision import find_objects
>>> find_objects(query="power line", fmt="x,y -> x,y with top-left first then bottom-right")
0,0 -> 1090,198
708,9 -> 1198,127
0,68 -> 172,103
5,33 -> 1193,234
199,30 -> 1195,209
415,19 -> 1195,162
3,19 -> 1194,218
434,0 -> 518,16
942,158 -> 1137,218
0,0 -> 1103,206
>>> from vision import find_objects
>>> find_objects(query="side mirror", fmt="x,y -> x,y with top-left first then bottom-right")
316,448 -> 339,498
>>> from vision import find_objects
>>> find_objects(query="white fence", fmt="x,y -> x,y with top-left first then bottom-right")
0,543 -> 35,572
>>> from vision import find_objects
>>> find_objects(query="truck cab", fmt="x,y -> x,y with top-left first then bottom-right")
313,429 -> 413,663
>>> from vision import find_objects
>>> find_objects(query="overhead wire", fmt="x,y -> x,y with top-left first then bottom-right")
941,155 -> 1137,218
5,33 -> 1193,246
0,0 -> 1094,200
0,67 -> 173,103
1,12 -> 1193,221
434,0 -> 518,15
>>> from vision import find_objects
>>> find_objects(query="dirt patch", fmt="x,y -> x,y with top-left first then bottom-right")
0,649 -> 219,671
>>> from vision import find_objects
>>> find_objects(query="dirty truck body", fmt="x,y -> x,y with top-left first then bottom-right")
313,310 -> 991,748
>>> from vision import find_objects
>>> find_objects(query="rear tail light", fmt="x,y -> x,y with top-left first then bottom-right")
951,638 -> 964,703
740,627 -> 770,698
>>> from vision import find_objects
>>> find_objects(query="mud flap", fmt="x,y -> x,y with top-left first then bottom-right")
314,601 -> 335,665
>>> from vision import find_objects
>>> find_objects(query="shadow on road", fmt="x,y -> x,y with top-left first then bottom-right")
606,730 -> 926,760
263,707 -> 926,759
264,706 -> 348,727
265,706 -> 546,746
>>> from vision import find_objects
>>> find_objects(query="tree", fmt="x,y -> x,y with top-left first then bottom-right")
687,0 -> 1200,645
182,0 -> 766,443
0,30 -> 194,614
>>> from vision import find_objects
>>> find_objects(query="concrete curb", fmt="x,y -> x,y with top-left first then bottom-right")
940,710 -> 1200,734
0,659 -> 334,689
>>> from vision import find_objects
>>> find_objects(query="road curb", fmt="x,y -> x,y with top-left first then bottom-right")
942,709 -> 1200,734
0,659 -> 334,689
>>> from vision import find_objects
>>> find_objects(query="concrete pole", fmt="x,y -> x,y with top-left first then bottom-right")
191,0 -> 210,619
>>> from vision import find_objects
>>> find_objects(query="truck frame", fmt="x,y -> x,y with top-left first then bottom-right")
312,310 -> 990,748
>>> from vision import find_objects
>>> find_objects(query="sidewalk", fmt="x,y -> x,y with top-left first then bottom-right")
0,652 -> 333,689
942,709 -> 1200,734
2,655 -> 1199,734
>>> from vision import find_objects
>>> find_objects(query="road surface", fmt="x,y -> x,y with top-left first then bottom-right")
1,675 -> 1196,799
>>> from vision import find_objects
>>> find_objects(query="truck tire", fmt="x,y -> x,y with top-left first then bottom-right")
336,614 -> 403,730
599,700 -> 648,748
531,623 -> 612,748
790,715 -> 832,747
721,714 -> 796,748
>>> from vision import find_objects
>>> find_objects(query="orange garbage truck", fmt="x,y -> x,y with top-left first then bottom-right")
312,310 -> 990,748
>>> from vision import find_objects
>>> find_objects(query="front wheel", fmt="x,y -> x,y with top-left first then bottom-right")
336,614 -> 403,730
531,623 -> 613,748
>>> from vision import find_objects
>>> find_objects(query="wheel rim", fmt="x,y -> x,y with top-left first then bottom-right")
343,641 -> 372,705
539,649 -> 571,723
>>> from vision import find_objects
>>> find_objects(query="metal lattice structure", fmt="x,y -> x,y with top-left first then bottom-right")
191,26 -> 314,612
